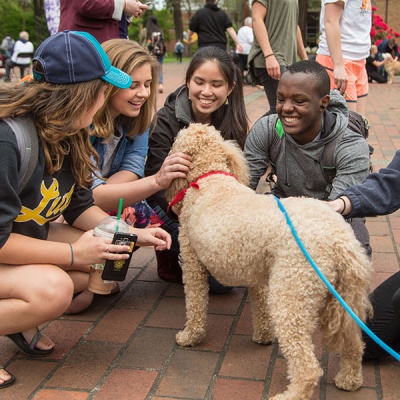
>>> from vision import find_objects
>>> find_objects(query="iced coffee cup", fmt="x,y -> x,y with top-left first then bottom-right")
88,216 -> 129,295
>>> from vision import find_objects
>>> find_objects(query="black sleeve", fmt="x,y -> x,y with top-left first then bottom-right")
145,106 -> 181,213
0,122 -> 22,248
63,185 -> 96,226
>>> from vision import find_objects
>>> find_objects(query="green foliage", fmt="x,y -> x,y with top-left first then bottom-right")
128,8 -> 174,45
0,0 -> 45,48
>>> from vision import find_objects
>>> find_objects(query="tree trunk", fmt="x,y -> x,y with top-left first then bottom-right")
171,0 -> 183,42
298,0 -> 308,45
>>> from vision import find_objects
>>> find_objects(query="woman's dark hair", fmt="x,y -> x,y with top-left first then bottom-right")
185,46 -> 249,149
146,15 -> 162,39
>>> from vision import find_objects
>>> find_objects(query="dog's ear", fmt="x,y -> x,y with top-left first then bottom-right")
222,140 -> 250,186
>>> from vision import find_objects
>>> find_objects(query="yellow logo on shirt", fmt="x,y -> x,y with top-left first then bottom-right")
16,179 -> 74,225
361,0 -> 371,12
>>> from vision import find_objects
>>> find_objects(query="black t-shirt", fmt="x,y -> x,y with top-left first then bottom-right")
365,55 -> 378,75
0,120 -> 94,247
189,3 -> 232,49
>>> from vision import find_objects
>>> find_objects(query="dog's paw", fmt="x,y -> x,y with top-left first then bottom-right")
334,371 -> 362,391
176,329 -> 205,347
252,331 -> 274,345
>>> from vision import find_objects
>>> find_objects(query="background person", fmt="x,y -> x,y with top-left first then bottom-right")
3,31 -> 34,82
236,17 -> 254,83
1,34 -> 15,58
316,0 -> 372,116
248,0 -> 307,115
188,0 -> 243,52
146,15 -> 166,93
378,37 -> 399,60
366,45 -> 389,84
174,39 -> 184,63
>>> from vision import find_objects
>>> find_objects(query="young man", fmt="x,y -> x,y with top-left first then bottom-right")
244,60 -> 371,253
188,0 -> 242,52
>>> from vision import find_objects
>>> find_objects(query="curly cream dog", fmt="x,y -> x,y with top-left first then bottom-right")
384,59 -> 400,84
166,123 -> 372,400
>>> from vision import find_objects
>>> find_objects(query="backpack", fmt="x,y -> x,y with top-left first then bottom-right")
3,115 -> 39,193
175,42 -> 184,53
148,32 -> 166,57
268,110 -> 373,184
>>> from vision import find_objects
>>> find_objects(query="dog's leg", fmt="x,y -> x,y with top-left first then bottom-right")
248,286 -> 274,344
333,321 -> 364,391
268,278 -> 323,400
176,242 -> 209,347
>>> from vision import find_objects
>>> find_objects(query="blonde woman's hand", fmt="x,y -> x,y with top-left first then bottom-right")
154,152 -> 192,189
134,227 -> 172,250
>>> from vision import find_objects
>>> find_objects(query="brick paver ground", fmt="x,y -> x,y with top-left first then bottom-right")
1,61 -> 400,400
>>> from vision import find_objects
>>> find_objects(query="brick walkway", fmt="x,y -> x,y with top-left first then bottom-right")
1,62 -> 400,400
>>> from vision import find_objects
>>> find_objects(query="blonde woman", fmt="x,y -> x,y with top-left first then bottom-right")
90,39 -> 191,226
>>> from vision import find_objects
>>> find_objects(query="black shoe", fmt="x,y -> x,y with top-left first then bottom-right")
6,331 -> 54,357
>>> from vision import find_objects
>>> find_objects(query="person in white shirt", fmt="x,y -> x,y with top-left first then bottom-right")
316,0 -> 372,116
236,17 -> 254,82
3,31 -> 34,82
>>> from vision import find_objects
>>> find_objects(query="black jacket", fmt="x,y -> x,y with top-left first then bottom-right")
145,85 -> 195,212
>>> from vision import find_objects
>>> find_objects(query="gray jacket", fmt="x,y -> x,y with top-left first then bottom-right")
244,92 -> 370,200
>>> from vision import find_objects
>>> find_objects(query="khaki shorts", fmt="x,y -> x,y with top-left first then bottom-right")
316,55 -> 368,102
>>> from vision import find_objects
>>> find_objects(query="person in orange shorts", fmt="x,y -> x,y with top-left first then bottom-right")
316,0 -> 372,116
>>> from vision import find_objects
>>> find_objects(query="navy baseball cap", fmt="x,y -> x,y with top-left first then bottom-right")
32,31 -> 132,89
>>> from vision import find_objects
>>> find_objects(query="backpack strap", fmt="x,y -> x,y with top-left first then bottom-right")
264,117 -> 284,182
269,117 -> 284,166
320,135 -> 340,184
3,115 -> 39,193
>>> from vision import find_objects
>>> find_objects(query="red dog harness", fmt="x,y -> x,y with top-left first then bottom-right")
168,171 -> 237,210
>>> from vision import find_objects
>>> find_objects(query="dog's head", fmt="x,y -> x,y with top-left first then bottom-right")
166,123 -> 250,211
381,53 -> 393,60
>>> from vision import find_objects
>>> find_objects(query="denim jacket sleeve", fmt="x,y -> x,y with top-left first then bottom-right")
118,128 -> 149,178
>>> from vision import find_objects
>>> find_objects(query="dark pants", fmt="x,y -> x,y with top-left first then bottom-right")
363,271 -> 400,360
254,65 -> 287,114
152,205 -> 232,293
368,70 -> 387,83
176,51 -> 182,63
5,58 -> 29,80
237,54 -> 248,77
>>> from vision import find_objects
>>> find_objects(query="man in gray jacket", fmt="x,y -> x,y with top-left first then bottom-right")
244,60 -> 371,253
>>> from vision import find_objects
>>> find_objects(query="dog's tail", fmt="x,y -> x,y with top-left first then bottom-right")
320,240 -> 373,352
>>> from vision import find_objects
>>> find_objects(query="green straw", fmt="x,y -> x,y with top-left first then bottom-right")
116,198 -> 123,232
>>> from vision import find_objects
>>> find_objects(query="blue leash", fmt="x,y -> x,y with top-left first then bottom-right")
274,196 -> 400,362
